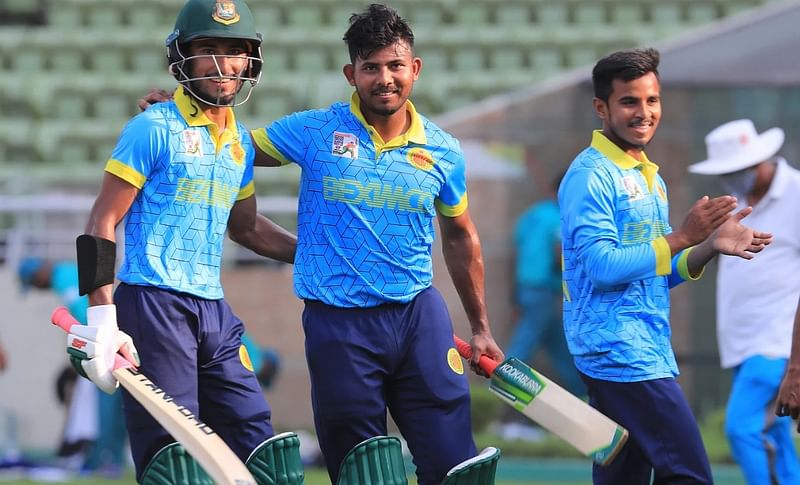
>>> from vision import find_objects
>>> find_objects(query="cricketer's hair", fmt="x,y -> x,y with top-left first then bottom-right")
342,3 -> 415,63
592,48 -> 660,102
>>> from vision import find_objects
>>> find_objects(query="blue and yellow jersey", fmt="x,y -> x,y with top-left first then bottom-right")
106,87 -> 255,300
559,131 -> 699,382
251,92 -> 468,307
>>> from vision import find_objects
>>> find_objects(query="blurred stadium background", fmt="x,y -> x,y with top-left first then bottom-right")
1,0 -> 799,479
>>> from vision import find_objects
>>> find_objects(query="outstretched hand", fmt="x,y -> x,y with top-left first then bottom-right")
137,88 -> 173,112
710,207 -> 772,259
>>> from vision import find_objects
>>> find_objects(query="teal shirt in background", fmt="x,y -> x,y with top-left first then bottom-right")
51,262 -> 88,324
514,199 -> 561,291
240,333 -> 263,375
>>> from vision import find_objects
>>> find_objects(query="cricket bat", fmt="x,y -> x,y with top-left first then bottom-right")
51,306 -> 257,485
454,335 -> 628,466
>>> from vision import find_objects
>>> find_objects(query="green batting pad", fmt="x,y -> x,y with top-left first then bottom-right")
336,436 -> 407,485
441,446 -> 501,485
140,442 -> 213,485
246,431 -> 305,485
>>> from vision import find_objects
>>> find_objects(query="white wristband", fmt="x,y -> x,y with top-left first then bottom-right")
87,304 -> 117,328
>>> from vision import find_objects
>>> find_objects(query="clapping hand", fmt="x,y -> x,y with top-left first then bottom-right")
710,207 -> 772,259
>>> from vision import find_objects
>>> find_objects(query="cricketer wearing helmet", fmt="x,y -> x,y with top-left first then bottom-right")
66,0 -> 297,481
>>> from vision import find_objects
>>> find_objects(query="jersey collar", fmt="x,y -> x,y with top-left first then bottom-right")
173,86 -> 239,149
591,130 -> 660,190
349,91 -> 427,152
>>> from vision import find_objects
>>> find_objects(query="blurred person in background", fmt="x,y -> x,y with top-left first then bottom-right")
0,340 -> 6,372
508,169 -> 582,395
689,119 -> 800,484
240,333 -> 281,390
18,258 -> 127,476
498,170 -> 584,442
777,303 -> 800,424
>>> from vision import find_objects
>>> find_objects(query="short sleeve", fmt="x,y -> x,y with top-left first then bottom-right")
104,111 -> 168,188
251,111 -> 311,168
435,148 -> 468,217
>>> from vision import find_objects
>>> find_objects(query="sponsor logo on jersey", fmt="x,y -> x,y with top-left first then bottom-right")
407,148 -> 435,171
212,1 -> 240,25
175,178 -> 238,209
622,220 -> 669,245
239,344 -> 254,372
447,348 -> 464,375
332,131 -> 358,159
182,129 -> 203,157
621,175 -> 645,201
323,176 -> 433,213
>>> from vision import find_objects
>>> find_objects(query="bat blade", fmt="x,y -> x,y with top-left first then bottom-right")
454,335 -> 627,466
52,307 -> 257,485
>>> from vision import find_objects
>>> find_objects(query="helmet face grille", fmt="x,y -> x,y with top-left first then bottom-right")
167,41 -> 263,108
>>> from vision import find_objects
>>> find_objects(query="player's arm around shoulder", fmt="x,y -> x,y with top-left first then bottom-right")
227,195 -> 296,264
438,210 -> 504,374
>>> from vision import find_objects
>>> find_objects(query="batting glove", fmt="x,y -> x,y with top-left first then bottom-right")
67,304 -> 140,394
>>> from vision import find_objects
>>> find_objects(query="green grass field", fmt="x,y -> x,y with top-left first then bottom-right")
0,468 -> 581,485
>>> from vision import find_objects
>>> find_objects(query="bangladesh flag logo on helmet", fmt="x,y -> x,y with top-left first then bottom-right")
212,1 -> 240,25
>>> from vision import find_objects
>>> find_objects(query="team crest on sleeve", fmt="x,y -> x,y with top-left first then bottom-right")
407,147 -> 435,171
182,129 -> 203,157
230,141 -> 245,164
332,131 -> 358,159
447,348 -> 464,375
212,1 -> 240,25
621,175 -> 644,201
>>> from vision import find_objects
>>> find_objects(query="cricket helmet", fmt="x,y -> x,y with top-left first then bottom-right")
166,0 -> 263,107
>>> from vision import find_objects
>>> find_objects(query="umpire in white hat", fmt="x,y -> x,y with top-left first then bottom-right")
690,118 -> 800,484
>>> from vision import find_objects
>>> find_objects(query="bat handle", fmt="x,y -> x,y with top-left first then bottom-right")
51,306 -> 133,371
453,335 -> 499,376
51,306 -> 79,332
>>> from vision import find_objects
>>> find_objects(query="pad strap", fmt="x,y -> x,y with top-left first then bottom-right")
76,234 -> 116,296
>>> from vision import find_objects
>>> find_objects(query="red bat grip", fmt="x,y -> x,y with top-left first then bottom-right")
453,335 -> 499,376
51,306 -> 79,332
51,306 -> 132,370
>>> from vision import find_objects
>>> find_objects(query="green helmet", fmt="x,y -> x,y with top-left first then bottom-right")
166,0 -> 263,106
170,0 -> 261,46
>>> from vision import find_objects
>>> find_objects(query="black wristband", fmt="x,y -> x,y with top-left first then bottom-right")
76,234 -> 116,296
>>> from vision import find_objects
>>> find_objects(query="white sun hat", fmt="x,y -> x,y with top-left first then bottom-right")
688,119 -> 784,175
